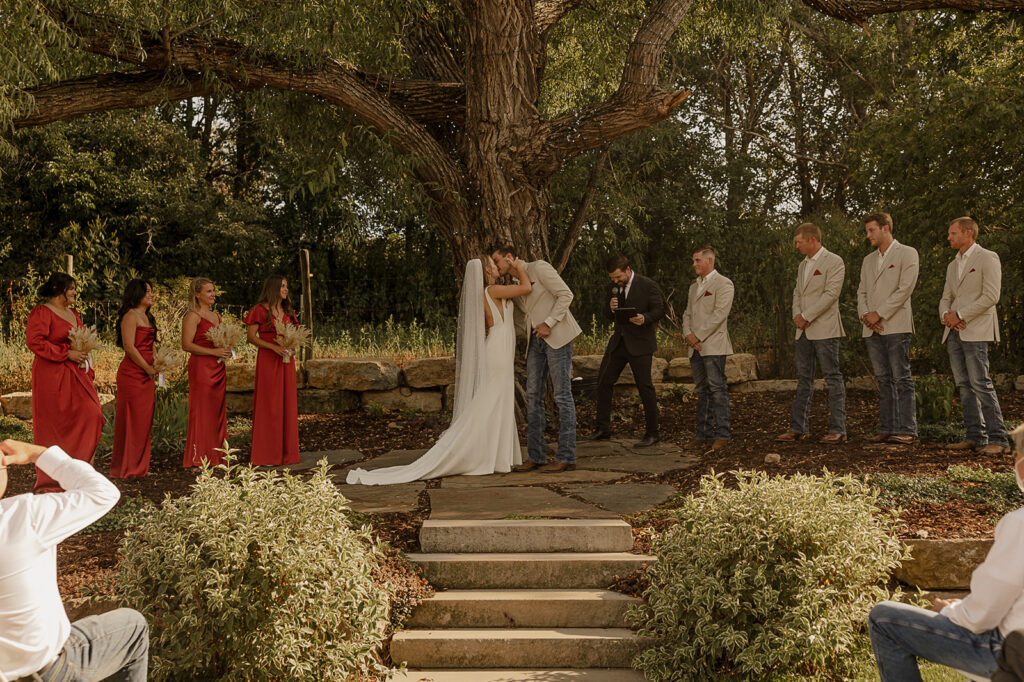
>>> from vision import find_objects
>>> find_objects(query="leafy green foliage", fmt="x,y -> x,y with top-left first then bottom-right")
76,495 -> 155,535
916,374 -> 955,424
865,465 -> 1023,515
631,470 -> 907,681
111,461 -> 395,680
0,415 -> 32,441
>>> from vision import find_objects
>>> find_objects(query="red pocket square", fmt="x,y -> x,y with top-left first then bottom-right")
888,264 -> 895,269
969,268 -> 976,273
703,290 -> 713,297
813,269 -> 822,276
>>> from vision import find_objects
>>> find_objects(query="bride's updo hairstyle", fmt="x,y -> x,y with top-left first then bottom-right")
38,272 -> 76,299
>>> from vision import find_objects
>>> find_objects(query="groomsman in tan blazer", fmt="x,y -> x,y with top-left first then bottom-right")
682,246 -> 734,452
857,212 -> 920,445
777,222 -> 847,444
938,217 -> 1009,455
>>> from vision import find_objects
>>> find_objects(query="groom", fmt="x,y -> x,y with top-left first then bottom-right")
491,244 -> 582,472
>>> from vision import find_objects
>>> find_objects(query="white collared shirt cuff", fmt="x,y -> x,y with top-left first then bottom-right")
543,317 -> 557,329
36,445 -> 71,474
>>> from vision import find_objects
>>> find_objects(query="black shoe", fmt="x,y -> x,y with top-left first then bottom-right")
635,434 -> 660,448
585,431 -> 612,441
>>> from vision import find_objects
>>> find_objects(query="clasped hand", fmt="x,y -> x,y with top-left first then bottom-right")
861,311 -> 884,334
942,311 -> 967,331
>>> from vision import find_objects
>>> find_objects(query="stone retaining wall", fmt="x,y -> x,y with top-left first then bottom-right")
2,354 -> 1022,418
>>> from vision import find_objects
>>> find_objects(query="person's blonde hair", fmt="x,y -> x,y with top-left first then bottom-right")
951,216 -> 979,239
794,222 -> 822,242
187,277 -> 214,313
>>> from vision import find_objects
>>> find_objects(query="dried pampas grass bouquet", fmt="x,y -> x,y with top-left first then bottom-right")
205,323 -> 245,363
68,324 -> 101,371
274,320 -> 311,364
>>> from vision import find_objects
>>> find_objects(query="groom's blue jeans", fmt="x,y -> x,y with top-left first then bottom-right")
526,336 -> 576,464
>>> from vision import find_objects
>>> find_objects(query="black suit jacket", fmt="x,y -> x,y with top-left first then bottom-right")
603,273 -> 665,356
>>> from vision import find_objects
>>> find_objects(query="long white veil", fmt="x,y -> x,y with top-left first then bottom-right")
448,258 -> 486,424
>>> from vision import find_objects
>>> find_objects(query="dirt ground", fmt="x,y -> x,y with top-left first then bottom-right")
6,388 -> 1021,604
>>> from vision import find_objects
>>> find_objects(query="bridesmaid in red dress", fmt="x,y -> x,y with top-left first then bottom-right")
181,277 -> 232,467
110,279 -> 158,478
244,275 -> 300,466
26,272 -> 104,493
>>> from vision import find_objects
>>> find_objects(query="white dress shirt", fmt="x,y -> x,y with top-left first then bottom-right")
803,246 -> 828,286
877,240 -> 897,273
956,241 -> 979,281
1,447 -> 120,679
696,269 -> 718,298
942,507 -> 1024,636
623,270 -> 635,300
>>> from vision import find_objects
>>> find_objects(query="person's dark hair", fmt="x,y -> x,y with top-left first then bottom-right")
38,272 -> 76,299
693,245 -> 717,259
115,279 -> 157,348
864,212 -> 893,233
606,254 -> 630,273
489,243 -> 516,258
256,275 -> 293,318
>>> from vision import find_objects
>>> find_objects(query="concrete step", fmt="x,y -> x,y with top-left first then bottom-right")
406,589 -> 641,628
391,669 -> 648,681
391,628 -> 647,669
407,553 -> 655,589
419,519 -> 635,553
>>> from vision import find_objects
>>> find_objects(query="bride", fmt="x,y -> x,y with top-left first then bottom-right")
346,256 -> 532,485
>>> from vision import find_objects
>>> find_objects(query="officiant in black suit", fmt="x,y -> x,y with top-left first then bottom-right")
588,254 -> 665,447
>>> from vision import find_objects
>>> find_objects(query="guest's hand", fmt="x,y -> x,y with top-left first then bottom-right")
68,349 -> 87,364
630,314 -> 644,326
274,345 -> 291,359
533,323 -> 552,339
793,314 -> 809,330
0,439 -> 47,466
942,311 -> 960,328
685,333 -> 700,348
931,597 -> 960,612
144,365 -> 158,379
214,348 -> 233,359
955,319 -> 967,331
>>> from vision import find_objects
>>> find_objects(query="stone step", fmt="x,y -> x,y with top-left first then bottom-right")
406,589 -> 640,628
391,628 -> 647,669
391,669 -> 648,681
419,519 -> 635,553
407,552 -> 655,589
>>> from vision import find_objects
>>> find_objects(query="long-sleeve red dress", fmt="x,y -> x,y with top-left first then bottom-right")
110,326 -> 156,478
183,315 -> 227,467
26,305 -> 105,493
243,305 -> 300,466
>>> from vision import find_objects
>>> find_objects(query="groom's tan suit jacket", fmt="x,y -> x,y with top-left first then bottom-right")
792,247 -> 845,341
939,243 -> 1002,343
513,260 -> 581,351
682,271 -> 734,358
856,240 -> 919,337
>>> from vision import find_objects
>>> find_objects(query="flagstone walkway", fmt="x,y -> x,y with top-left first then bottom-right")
279,439 -> 696,519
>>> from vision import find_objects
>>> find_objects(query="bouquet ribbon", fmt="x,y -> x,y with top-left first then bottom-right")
158,372 -> 165,388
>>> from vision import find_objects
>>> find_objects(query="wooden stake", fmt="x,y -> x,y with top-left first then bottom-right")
299,249 -> 313,361
64,254 -> 74,276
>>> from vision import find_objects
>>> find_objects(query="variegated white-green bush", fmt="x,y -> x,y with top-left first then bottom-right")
112,462 -> 394,681
630,470 -> 909,681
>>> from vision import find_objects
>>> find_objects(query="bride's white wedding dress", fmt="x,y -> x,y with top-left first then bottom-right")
346,261 -> 521,485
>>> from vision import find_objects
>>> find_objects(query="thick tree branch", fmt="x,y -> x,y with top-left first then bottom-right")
535,0 -> 588,34
13,70 -> 229,128
801,0 -> 1024,24
552,147 -> 609,272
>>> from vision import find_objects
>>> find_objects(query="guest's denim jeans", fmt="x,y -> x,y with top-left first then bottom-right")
526,336 -> 576,464
865,332 -> 917,436
790,335 -> 846,435
36,608 -> 149,682
947,331 -> 1008,447
869,600 -> 1002,682
690,351 -> 730,441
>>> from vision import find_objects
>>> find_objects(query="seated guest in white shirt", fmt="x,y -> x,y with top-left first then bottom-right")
869,423 -> 1024,681
1,438 -> 149,682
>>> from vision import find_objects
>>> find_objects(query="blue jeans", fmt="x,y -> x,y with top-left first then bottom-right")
790,335 -> 846,435
947,331 -> 1008,448
869,600 -> 1002,682
690,351 -> 730,441
865,333 -> 917,437
526,336 -> 576,464
36,608 -> 149,681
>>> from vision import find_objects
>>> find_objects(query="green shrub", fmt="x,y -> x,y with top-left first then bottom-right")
916,374 -> 955,424
0,415 -> 32,441
111,462 -> 395,681
630,470 -> 908,681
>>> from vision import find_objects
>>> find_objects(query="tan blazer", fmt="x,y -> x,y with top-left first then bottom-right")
939,244 -> 1001,343
856,241 -> 919,337
682,272 -> 734,358
513,260 -> 581,351
792,248 -> 845,340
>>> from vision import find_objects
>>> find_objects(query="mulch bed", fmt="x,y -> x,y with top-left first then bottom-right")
5,389 -> 1020,603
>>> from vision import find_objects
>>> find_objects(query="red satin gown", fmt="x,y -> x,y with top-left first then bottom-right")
110,326 -> 156,478
244,306 -> 300,466
183,315 -> 227,467
26,305 -> 105,493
